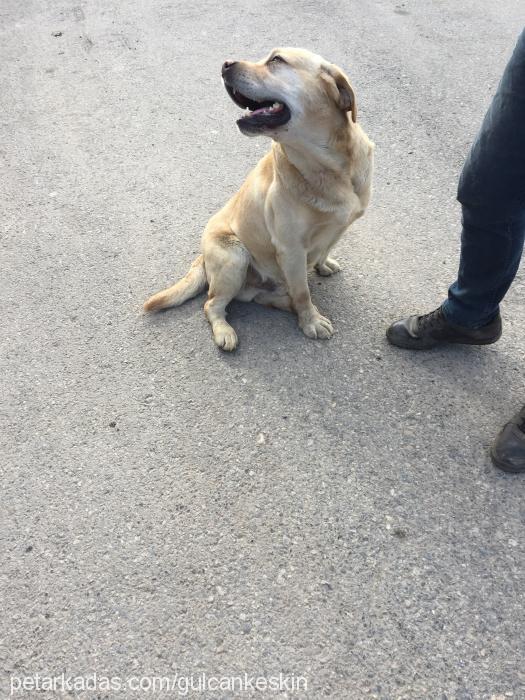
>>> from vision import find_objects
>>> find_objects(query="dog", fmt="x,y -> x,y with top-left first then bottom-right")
144,48 -> 374,351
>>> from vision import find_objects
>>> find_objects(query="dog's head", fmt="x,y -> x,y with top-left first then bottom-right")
221,48 -> 357,141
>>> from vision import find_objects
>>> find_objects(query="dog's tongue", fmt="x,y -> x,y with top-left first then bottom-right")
249,102 -> 284,117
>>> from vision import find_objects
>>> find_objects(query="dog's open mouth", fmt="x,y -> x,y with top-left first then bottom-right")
224,83 -> 291,130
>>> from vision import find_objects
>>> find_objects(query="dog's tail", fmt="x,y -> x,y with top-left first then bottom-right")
143,254 -> 207,312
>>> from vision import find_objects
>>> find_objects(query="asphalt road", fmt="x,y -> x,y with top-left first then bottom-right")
1,0 -> 524,698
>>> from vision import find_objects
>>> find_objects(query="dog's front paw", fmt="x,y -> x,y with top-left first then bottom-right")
315,257 -> 341,276
300,313 -> 334,339
213,324 -> 238,352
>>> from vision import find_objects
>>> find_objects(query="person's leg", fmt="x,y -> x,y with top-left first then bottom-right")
387,30 -> 525,473
442,28 -> 525,328
387,28 -> 525,350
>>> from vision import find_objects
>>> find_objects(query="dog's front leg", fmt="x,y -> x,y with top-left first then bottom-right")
276,247 -> 334,340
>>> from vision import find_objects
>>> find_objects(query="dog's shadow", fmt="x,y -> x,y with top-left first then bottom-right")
140,276 -> 524,427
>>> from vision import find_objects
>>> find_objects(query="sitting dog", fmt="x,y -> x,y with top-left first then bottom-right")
144,48 -> 374,350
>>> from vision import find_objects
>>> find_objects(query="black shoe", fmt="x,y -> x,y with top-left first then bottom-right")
386,306 -> 502,350
491,406 -> 525,473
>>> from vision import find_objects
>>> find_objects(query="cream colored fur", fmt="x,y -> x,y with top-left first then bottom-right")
144,48 -> 374,351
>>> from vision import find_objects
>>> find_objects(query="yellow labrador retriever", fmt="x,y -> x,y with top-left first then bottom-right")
144,48 -> 374,350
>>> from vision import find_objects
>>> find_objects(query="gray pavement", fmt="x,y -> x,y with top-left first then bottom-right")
1,0 -> 524,698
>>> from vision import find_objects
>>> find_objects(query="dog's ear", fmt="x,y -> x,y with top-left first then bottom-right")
321,64 -> 357,123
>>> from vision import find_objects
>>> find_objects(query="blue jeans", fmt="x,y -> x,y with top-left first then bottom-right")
442,28 -> 525,328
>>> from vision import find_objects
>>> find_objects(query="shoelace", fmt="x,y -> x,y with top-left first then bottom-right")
417,307 -> 445,333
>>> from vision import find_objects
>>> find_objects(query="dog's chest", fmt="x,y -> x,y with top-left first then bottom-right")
305,192 -> 363,248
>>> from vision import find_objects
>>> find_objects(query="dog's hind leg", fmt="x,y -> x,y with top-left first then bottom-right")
203,233 -> 250,352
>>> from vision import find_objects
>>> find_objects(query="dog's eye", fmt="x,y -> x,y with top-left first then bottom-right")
268,54 -> 286,65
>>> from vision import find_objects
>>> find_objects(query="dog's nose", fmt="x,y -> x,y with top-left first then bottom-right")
222,60 -> 237,77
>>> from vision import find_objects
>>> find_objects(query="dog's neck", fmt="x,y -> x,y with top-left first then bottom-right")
273,124 -> 358,211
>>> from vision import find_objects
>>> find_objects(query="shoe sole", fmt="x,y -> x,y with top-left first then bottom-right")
386,328 -> 502,351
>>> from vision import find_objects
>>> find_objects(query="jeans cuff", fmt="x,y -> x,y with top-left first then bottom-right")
441,299 -> 499,329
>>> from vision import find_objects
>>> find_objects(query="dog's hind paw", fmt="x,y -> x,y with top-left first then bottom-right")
315,258 -> 341,276
213,324 -> 238,352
